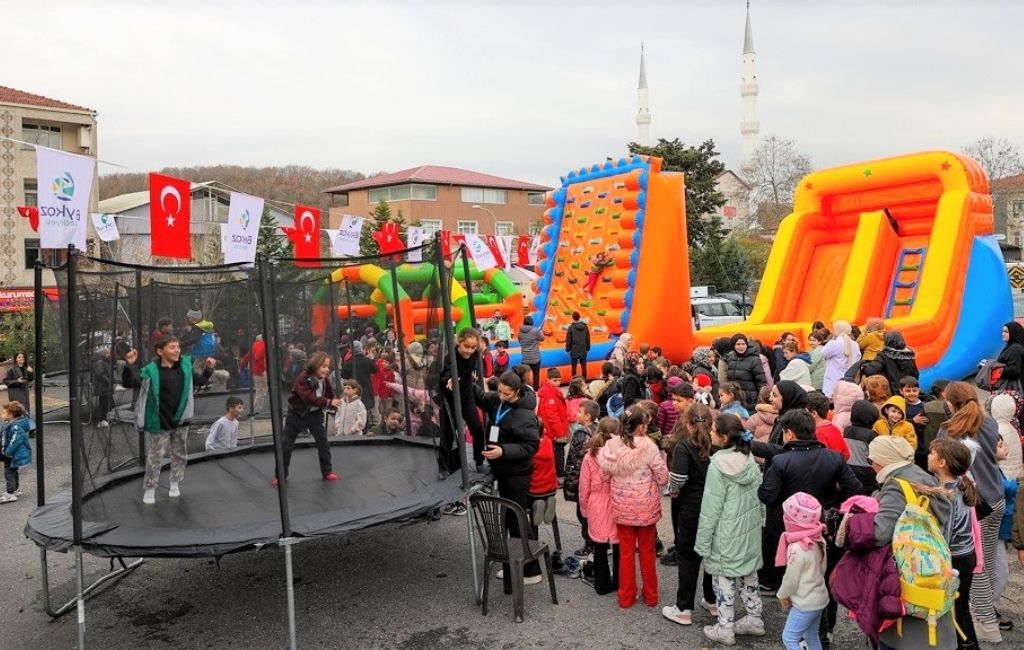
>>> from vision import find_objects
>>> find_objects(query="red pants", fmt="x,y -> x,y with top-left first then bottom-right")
616,523 -> 658,608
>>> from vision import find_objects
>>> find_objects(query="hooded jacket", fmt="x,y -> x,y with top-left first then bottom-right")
822,333 -> 861,397
872,395 -> 918,451
597,433 -> 668,527
579,451 -> 618,544
473,386 -> 540,477
537,382 -> 569,441
857,330 -> 885,362
695,449 -> 764,577
564,320 -> 591,358
778,357 -> 813,390
844,400 -> 879,491
609,333 -> 634,370
862,340 -> 919,396
725,340 -> 768,410
517,323 -> 545,364
992,394 -> 1024,479
831,379 -> 865,433
1,415 -> 32,468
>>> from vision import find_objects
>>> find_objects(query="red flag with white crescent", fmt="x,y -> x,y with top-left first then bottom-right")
149,173 -> 192,259
484,235 -> 505,268
17,206 -> 39,232
516,235 -> 531,266
286,204 -> 321,267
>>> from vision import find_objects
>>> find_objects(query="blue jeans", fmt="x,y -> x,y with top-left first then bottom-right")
782,605 -> 823,650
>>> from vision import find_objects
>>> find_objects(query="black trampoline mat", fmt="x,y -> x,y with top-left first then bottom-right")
26,438 -> 472,557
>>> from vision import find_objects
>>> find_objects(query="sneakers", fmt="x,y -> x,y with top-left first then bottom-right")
733,616 -> 766,636
441,502 -> 467,516
323,472 -> 339,481
661,605 -> 693,626
142,489 -> 156,505
997,610 -> 1014,631
11,489 -> 22,498
975,621 -> 1002,643
428,508 -> 441,521
655,538 -> 666,557
0,494 -> 17,503
97,420 -> 109,428
660,548 -> 678,566
168,482 -> 180,498
494,569 -> 544,584
574,545 -> 594,558
700,598 -> 719,616
702,623 -> 736,646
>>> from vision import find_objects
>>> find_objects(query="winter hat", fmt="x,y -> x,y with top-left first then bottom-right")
694,374 -> 712,389
776,492 -> 825,567
186,309 -> 202,320
407,341 -> 425,366
352,340 -> 364,354
868,436 -> 915,484
667,376 -> 684,390
339,334 -> 351,347
990,393 -> 1017,424
691,346 -> 713,369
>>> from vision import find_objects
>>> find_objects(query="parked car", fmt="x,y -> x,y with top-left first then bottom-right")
718,292 -> 754,317
691,297 -> 745,328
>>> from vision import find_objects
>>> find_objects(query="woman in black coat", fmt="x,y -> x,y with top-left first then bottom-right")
3,352 -> 33,414
724,333 -> 767,411
754,380 -> 809,454
996,321 -> 1024,390
427,327 -> 485,471
475,370 -> 542,578
860,330 -> 919,396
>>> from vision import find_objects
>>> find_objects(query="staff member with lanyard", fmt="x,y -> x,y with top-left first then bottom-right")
474,371 -> 542,582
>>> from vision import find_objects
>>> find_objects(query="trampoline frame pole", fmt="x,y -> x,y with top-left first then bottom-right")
281,537 -> 299,650
133,270 -> 145,461
33,260 -> 45,506
68,247 -> 83,546
258,257 -> 292,537
435,234 -> 471,490
388,262 -> 413,435
458,248 -> 487,392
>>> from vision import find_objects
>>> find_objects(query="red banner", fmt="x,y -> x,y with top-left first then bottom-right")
17,206 -> 39,232
149,173 -> 192,259
484,235 -> 505,268
372,221 -> 403,260
516,235 -> 532,267
285,204 -> 321,267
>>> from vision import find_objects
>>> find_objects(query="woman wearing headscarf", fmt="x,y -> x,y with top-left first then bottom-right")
725,333 -> 767,412
609,332 -> 634,372
821,321 -> 860,397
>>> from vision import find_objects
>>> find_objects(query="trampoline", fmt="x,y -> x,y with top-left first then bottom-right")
26,437 -> 476,558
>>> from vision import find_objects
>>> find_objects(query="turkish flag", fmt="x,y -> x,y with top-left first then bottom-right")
149,173 -> 192,259
484,235 -> 505,268
372,221 -> 403,260
516,235 -> 532,266
285,204 -> 321,267
17,206 -> 39,232
439,230 -> 453,259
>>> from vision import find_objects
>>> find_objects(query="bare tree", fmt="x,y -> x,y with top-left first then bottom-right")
962,137 -> 1023,182
741,135 -> 813,232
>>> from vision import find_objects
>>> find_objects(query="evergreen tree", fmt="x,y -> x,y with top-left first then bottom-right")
257,206 -> 293,260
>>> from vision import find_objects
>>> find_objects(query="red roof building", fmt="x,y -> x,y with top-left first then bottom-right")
325,165 -> 551,237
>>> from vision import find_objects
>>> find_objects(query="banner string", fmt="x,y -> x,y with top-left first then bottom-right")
0,134 -> 128,168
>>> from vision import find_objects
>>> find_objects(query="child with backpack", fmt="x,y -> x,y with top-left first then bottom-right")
868,435 -> 958,650
579,416 -> 621,595
927,437 -> 980,650
776,492 -> 829,650
695,413 -> 766,645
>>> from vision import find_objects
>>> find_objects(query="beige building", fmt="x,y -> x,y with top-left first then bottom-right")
0,85 -> 98,294
713,169 -> 751,231
324,165 -> 551,236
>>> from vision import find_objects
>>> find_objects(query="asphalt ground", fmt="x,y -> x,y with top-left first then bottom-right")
2,423 -> 1022,650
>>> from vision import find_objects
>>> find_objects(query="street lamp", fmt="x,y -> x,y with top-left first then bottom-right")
471,204 -> 498,236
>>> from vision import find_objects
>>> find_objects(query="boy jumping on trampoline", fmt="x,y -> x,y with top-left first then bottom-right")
122,336 -> 216,505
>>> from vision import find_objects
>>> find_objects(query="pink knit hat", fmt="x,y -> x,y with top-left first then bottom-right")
667,376 -> 684,389
783,492 -> 823,531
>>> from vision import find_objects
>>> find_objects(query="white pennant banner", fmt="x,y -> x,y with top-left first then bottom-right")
333,214 -> 364,256
528,235 -> 542,265
223,192 -> 264,264
406,226 -> 426,262
497,235 -> 515,270
90,212 -> 121,242
464,234 -> 497,271
36,148 -> 95,250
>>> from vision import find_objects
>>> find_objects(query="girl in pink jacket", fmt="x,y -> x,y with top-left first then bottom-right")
598,407 -> 669,608
579,416 -> 621,595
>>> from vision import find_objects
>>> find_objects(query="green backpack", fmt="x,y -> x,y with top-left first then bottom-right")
891,479 -> 960,646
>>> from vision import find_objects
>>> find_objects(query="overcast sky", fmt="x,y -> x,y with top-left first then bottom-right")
4,1 -> 1021,187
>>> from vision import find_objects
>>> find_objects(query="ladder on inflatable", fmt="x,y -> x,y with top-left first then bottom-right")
885,247 -> 927,318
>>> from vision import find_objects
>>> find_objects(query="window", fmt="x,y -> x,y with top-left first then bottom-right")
23,180 -> 37,207
22,122 -> 62,149
528,221 -> 542,236
495,221 -> 514,236
24,238 -> 67,269
367,184 -> 436,203
460,187 -> 507,204
419,219 -> 442,235
527,192 -> 547,206
457,220 -> 478,235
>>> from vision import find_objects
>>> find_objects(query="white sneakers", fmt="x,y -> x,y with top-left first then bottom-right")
733,616 -> 766,636
0,493 -> 17,503
661,605 -> 692,625
976,621 -> 1002,643
703,624 -> 735,645
169,482 -> 180,498
142,488 -> 156,505
701,598 -> 719,616
494,569 -> 543,584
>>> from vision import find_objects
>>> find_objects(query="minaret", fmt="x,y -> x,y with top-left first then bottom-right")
740,1 -> 760,165
636,43 -> 651,146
